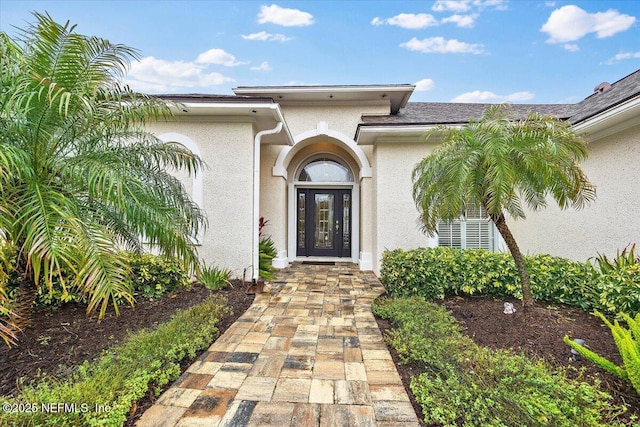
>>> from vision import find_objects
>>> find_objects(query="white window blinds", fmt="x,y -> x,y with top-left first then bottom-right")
437,205 -> 494,251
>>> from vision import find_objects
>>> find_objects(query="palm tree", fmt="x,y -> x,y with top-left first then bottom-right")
412,105 -> 595,307
0,13 -> 206,345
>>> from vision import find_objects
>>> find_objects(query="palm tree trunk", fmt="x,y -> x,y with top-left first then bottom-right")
492,213 -> 534,308
10,280 -> 36,331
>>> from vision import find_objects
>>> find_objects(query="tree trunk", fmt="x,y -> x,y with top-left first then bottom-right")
9,277 -> 37,333
492,213 -> 534,308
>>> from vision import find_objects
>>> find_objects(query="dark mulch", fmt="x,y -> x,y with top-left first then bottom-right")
0,279 -> 254,418
376,295 -> 640,426
4,282 -> 639,426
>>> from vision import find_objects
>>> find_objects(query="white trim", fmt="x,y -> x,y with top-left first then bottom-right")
572,96 -> 640,142
359,252 -> 373,271
253,122 -> 284,281
273,122 -> 372,180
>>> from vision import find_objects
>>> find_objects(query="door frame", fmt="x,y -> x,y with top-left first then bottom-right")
288,182 -> 359,262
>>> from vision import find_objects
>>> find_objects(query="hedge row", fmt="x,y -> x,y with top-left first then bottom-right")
381,247 -> 640,316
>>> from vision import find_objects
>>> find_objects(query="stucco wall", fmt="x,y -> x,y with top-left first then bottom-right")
147,120 -> 255,277
280,104 -> 388,137
508,123 -> 640,261
260,144 -> 287,252
373,141 -> 436,273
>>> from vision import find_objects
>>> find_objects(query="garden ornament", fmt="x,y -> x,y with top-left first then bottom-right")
503,302 -> 516,314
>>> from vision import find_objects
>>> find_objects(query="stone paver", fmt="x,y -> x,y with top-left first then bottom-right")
136,262 -> 420,426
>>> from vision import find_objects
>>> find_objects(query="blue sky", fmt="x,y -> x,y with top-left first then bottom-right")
1,1 -> 638,103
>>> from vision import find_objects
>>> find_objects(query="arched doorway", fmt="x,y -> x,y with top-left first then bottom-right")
295,156 -> 354,257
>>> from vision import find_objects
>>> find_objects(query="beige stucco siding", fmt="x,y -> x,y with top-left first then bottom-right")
280,104 -> 388,138
148,120 -> 255,277
260,144 -> 287,252
508,124 -> 640,261
373,142 -> 436,273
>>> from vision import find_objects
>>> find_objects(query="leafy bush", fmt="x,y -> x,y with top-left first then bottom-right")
381,247 -> 638,316
0,296 -> 230,427
259,236 -> 277,280
373,297 -> 627,427
125,252 -> 190,299
566,311 -> 640,394
595,244 -> 639,274
197,263 -> 231,290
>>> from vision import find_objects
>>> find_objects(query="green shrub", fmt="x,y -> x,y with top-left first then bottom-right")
381,247 -> 637,316
565,311 -> 640,394
259,236 -> 277,280
373,297 -> 627,427
197,263 -> 231,290
0,296 -> 231,427
125,252 -> 190,299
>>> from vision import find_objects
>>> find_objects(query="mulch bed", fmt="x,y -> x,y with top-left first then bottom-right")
376,295 -> 640,426
0,279 -> 254,423
3,283 -> 639,425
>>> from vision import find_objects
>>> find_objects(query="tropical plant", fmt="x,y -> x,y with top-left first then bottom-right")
565,311 -> 640,394
0,13 -> 206,344
258,217 -> 277,280
412,105 -> 595,307
197,262 -> 231,290
594,244 -> 639,274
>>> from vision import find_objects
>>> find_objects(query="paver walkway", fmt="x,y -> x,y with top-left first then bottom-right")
137,262 -> 420,427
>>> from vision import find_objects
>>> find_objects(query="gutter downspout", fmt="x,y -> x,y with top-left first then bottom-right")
253,120 -> 283,282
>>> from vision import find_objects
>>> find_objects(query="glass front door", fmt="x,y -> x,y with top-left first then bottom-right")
297,189 -> 351,257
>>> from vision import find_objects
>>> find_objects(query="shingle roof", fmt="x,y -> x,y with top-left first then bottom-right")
361,103 -> 575,126
360,69 -> 640,127
568,69 -> 640,124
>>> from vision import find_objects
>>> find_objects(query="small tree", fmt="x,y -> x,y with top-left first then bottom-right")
412,105 -> 595,307
0,13 -> 206,344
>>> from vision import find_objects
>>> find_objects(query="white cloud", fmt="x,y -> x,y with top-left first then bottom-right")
242,31 -> 293,42
251,61 -> 272,71
196,48 -> 247,66
415,78 -> 435,91
371,13 -> 438,29
432,0 -> 507,12
433,1 -> 472,12
258,4 -> 314,27
605,51 -> 640,64
441,14 -> 477,28
563,43 -> 580,52
401,37 -> 485,54
125,56 -> 234,93
451,90 -> 534,103
545,1 -> 556,6
541,5 -> 636,43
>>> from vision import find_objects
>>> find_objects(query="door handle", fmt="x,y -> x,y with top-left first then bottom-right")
335,220 -> 340,233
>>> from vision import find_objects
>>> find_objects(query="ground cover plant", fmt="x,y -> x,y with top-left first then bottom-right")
373,297 -> 633,427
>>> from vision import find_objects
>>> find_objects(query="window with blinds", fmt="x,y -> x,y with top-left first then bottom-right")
437,205 -> 494,251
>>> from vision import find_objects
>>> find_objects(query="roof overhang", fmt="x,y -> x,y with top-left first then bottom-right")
160,97 -> 294,145
355,124 -> 454,145
233,84 -> 415,114
572,95 -> 640,142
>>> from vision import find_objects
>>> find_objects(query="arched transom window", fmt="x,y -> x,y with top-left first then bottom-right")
297,158 -> 354,183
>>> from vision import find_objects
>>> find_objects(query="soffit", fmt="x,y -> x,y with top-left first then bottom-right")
157,94 -> 293,145
233,84 -> 415,114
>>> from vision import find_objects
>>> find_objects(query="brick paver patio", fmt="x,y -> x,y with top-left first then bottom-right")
136,262 -> 420,427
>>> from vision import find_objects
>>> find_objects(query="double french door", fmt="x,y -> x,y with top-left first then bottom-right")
297,188 -> 351,257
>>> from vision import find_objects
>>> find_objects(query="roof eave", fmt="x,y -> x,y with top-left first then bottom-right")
572,95 -> 640,142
